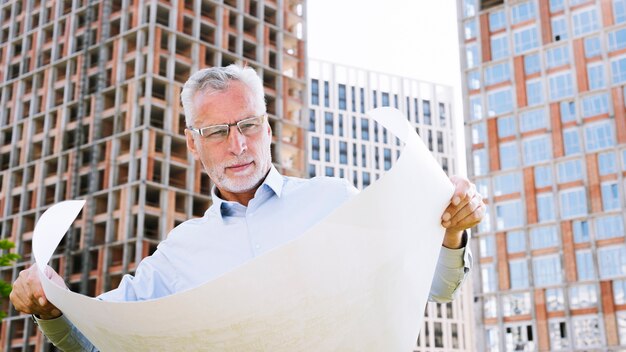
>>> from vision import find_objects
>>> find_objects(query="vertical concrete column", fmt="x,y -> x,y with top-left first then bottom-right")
496,232 -> 510,290
550,102 -> 564,158
479,13 -> 491,63
523,167 -> 537,224
487,118 -> 499,172
514,56 -> 527,107
586,153 -> 602,213
611,87 -> 626,144
573,39 -> 588,93
534,288 -> 551,351
600,281 -> 619,346
561,221 -> 577,282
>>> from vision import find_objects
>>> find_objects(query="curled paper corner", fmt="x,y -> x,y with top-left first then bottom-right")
33,200 -> 86,272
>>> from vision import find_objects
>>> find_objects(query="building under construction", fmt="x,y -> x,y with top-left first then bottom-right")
0,0 -> 306,349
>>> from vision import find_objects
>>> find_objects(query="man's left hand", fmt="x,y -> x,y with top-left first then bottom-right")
440,175 -> 485,249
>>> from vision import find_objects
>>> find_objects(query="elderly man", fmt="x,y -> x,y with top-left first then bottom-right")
10,64 -> 483,351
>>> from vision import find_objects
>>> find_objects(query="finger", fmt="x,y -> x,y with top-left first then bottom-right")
443,190 -> 480,220
450,177 -> 474,206
444,201 -> 485,230
449,195 -> 482,223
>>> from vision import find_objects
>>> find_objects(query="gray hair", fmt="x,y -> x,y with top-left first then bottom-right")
181,64 -> 266,126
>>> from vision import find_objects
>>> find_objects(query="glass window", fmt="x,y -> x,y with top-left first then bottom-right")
466,44 -> 480,69
324,112 -> 334,134
514,26 -> 540,54
563,128 -> 582,155
585,121 -> 615,151
572,316 -> 602,348
324,166 -> 334,177
559,188 -> 588,218
502,293 -> 532,317
509,260 -> 529,289
572,7 -> 599,37
549,320 -> 570,350
325,138 -> 331,162
479,235 -> 496,258
482,263 -> 498,293
311,79 -> 319,105
468,70 -> 481,90
616,0 -> 626,24
311,136 -> 320,160
361,144 -> 367,167
598,152 -> 617,175
587,64 -> 606,90
599,246 -> 626,279
464,19 -> 478,40
524,53 -> 541,75
470,95 -> 483,120
485,62 -> 511,85
546,288 -> 565,311
560,101 -> 576,122
463,0 -> 476,17
526,80 -> 544,106
338,84 -> 346,110
511,2 -> 536,24
497,115 -> 516,137
360,118 -> 369,140
308,109 -> 316,132
507,231 -> 526,253
601,182 -> 621,210
536,194 -> 556,222
614,279 -> 626,304
612,56 -> 626,83
487,88 -> 514,116
339,141 -> 347,165
530,226 -> 558,249
608,28 -> 626,52
472,122 -> 486,144
423,100 -> 431,125
549,0 -> 564,12
595,215 -> 624,240
381,92 -> 389,107
576,250 -> 596,281
491,35 -> 510,61
523,136 -> 552,165
557,159 -> 584,183
473,149 -> 488,176
478,204 -> 492,233
500,142 -> 520,170
549,72 -> 574,100
584,36 -> 602,58
323,81 -> 330,107
533,255 -> 563,286
546,45 -> 570,68
489,10 -> 506,30
484,296 -> 497,319
496,200 -> 524,230
494,173 -> 522,196
581,93 -> 609,118
573,220 -> 590,243
534,165 -> 552,187
520,108 -> 547,132
569,284 -> 598,309
551,16 -> 568,41
504,324 -> 535,352
486,327 -> 499,352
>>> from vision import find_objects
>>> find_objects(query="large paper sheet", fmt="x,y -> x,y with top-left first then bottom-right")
34,107 -> 454,351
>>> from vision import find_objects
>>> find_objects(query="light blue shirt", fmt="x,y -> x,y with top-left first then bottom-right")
37,166 -> 472,350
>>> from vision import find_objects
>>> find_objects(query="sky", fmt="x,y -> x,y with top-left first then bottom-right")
306,0 -> 467,174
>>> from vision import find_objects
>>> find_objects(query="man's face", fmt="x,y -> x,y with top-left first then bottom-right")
185,81 -> 272,196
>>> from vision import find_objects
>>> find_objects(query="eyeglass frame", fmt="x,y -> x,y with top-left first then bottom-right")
187,114 -> 267,140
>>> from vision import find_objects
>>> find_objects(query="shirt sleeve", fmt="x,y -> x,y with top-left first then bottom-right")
428,232 -> 473,303
34,315 -> 99,352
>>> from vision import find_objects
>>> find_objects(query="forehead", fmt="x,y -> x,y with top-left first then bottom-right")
192,81 -> 258,125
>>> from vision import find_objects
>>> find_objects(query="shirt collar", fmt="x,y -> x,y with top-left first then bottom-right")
207,165 -> 284,220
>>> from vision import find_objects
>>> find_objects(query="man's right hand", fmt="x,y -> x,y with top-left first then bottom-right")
9,264 -> 65,320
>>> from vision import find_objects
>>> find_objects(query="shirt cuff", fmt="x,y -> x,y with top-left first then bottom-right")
34,314 -> 72,335
439,230 -> 473,272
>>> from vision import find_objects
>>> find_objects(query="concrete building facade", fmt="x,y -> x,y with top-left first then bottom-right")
458,0 -> 626,350
0,0 -> 306,349
307,59 -> 475,352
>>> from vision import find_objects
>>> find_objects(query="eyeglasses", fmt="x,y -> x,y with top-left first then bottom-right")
188,114 -> 266,142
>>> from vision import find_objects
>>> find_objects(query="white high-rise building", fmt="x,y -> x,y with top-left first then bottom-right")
307,59 -> 475,352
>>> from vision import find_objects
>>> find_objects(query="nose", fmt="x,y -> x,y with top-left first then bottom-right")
227,126 -> 247,155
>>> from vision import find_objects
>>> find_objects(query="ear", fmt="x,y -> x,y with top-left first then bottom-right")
266,122 -> 272,138
185,129 -> 201,161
